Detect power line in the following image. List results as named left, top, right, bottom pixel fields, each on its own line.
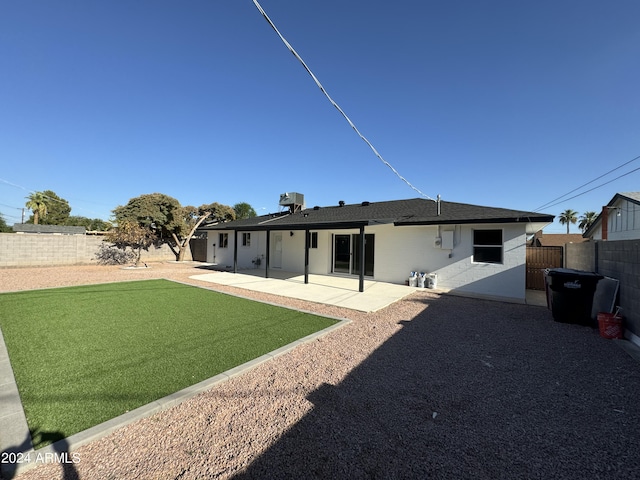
left=251, top=0, right=435, bottom=201
left=537, top=164, right=640, bottom=212
left=0, top=202, right=22, bottom=210
left=0, top=177, right=109, bottom=217
left=533, top=154, right=640, bottom=212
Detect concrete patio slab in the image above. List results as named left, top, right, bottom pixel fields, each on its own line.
left=189, top=270, right=420, bottom=312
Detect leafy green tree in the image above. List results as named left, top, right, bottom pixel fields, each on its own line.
left=25, top=192, right=48, bottom=225
left=65, top=216, right=111, bottom=231
left=233, top=202, right=257, bottom=219
left=0, top=213, right=12, bottom=233
left=39, top=190, right=71, bottom=225
left=558, top=209, right=578, bottom=234
left=113, top=193, right=235, bottom=262
left=579, top=211, right=597, bottom=233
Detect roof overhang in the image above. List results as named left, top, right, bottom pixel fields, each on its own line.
left=395, top=215, right=554, bottom=232
left=206, top=220, right=370, bottom=232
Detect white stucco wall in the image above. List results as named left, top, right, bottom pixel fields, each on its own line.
left=206, top=231, right=268, bottom=269
left=207, top=222, right=528, bottom=302
left=364, top=223, right=526, bottom=301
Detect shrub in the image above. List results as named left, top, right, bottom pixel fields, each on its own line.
left=94, top=243, right=136, bottom=265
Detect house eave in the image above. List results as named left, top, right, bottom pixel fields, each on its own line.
left=395, top=215, right=554, bottom=227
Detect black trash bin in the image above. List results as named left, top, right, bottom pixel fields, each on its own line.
left=547, top=268, right=603, bottom=325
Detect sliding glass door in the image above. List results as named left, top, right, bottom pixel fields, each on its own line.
left=332, top=234, right=374, bottom=276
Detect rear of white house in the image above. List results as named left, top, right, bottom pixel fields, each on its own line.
left=200, top=196, right=553, bottom=303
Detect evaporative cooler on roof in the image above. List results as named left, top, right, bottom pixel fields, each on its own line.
left=279, top=192, right=305, bottom=213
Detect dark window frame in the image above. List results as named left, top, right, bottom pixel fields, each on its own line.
left=309, top=231, right=318, bottom=249
left=473, top=229, right=503, bottom=264
left=219, top=233, right=228, bottom=248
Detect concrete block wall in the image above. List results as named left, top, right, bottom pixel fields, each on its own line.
left=565, top=242, right=596, bottom=271
left=0, top=233, right=189, bottom=267
left=566, top=239, right=640, bottom=339
left=597, top=240, right=640, bottom=338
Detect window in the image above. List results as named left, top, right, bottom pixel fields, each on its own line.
left=219, top=233, right=228, bottom=248
left=473, top=229, right=502, bottom=264
left=308, top=232, right=318, bottom=249
left=242, top=232, right=251, bottom=247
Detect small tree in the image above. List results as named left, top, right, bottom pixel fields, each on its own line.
left=233, top=202, right=257, bottom=219
left=558, top=209, right=578, bottom=234
left=0, top=213, right=12, bottom=233
left=66, top=216, right=111, bottom=231
left=104, top=220, right=157, bottom=266
left=113, top=193, right=236, bottom=262
left=39, top=190, right=71, bottom=225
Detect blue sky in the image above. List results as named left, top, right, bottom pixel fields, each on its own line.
left=1, top=1, right=639, bottom=233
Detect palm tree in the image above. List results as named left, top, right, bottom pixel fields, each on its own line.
left=579, top=211, right=597, bottom=233
left=25, top=192, right=48, bottom=225
left=558, top=209, right=578, bottom=234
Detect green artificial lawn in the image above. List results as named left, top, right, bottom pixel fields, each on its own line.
left=0, top=279, right=338, bottom=448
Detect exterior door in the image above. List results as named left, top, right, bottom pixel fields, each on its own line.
left=332, top=234, right=374, bottom=276
left=333, top=234, right=351, bottom=274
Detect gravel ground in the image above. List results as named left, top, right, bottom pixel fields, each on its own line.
left=2, top=262, right=640, bottom=480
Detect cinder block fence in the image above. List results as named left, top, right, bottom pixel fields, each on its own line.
left=566, top=239, right=640, bottom=341
left=0, top=233, right=190, bottom=267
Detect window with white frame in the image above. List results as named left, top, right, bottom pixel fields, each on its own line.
left=219, top=233, right=228, bottom=248
left=242, top=232, right=251, bottom=247
left=473, top=229, right=503, bottom=264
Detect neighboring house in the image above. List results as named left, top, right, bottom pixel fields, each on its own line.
left=12, top=224, right=86, bottom=235
left=583, top=192, right=640, bottom=241
left=200, top=194, right=554, bottom=303
left=529, top=232, right=588, bottom=247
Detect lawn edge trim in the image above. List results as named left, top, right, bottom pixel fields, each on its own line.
left=2, top=279, right=349, bottom=477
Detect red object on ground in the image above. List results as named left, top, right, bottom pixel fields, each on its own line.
left=598, top=312, right=623, bottom=339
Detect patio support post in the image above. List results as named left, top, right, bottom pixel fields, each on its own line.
left=359, top=226, right=365, bottom=292
left=265, top=229, right=270, bottom=278
left=304, top=228, right=310, bottom=284
left=233, top=230, right=238, bottom=273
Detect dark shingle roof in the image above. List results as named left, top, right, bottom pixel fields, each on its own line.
left=12, top=224, right=86, bottom=234
left=201, top=198, right=554, bottom=231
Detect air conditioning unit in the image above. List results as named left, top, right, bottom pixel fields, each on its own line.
left=279, top=192, right=304, bottom=207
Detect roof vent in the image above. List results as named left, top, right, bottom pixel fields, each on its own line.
left=338, top=200, right=345, bottom=207
left=313, top=206, right=320, bottom=210
left=361, top=201, right=370, bottom=206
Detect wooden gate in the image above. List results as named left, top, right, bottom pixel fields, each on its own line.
left=526, top=246, right=563, bottom=290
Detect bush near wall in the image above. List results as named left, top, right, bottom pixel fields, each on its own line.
left=0, top=233, right=192, bottom=267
